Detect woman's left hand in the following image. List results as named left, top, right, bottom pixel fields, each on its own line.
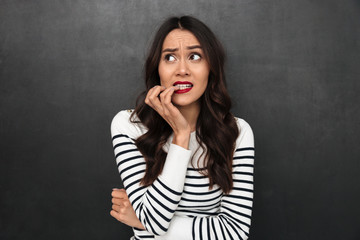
left=110, top=188, right=145, bottom=230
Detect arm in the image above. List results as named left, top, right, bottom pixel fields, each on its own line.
left=111, top=111, right=192, bottom=236
left=155, top=119, right=255, bottom=240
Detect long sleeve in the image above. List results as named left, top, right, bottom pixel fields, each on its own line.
left=191, top=119, right=255, bottom=240
left=111, top=110, right=192, bottom=237
left=157, top=119, right=255, bottom=240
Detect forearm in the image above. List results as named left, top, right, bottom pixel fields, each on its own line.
left=154, top=215, right=193, bottom=240
left=132, top=143, right=191, bottom=235
left=113, top=132, right=191, bottom=235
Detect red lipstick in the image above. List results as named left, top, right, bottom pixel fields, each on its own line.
left=173, top=81, right=193, bottom=94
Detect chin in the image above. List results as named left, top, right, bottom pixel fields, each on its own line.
left=172, top=100, right=191, bottom=107
left=172, top=97, right=199, bottom=108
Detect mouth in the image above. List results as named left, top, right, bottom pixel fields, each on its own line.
left=173, top=81, right=193, bottom=94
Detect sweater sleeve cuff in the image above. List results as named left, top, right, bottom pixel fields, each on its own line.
left=158, top=143, right=192, bottom=191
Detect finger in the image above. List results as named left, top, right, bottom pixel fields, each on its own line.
left=162, top=87, right=181, bottom=115
left=112, top=197, right=130, bottom=207
left=159, top=86, right=176, bottom=103
left=144, top=87, right=155, bottom=107
left=112, top=197, right=122, bottom=205
left=112, top=188, right=126, bottom=193
left=113, top=188, right=126, bottom=193
left=163, top=87, right=179, bottom=106
left=146, top=85, right=164, bottom=103
left=148, top=86, right=165, bottom=101
left=147, top=86, right=165, bottom=111
left=159, top=87, right=177, bottom=117
left=110, top=210, right=124, bottom=222
left=112, top=204, right=120, bottom=212
left=111, top=190, right=127, bottom=198
left=111, top=189, right=128, bottom=199
left=148, top=86, right=165, bottom=100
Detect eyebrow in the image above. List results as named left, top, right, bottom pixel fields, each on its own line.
left=162, top=45, right=202, bottom=53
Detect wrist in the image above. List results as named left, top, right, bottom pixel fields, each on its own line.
left=172, top=132, right=191, bottom=149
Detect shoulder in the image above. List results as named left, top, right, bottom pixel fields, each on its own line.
left=234, top=117, right=254, bottom=148
left=234, top=117, right=253, bottom=133
left=110, top=109, right=146, bottom=139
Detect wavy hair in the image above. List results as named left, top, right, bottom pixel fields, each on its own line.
left=131, top=16, right=239, bottom=194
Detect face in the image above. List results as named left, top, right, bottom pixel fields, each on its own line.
left=158, top=29, right=210, bottom=108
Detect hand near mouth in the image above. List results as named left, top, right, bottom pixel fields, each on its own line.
left=145, top=85, right=191, bottom=149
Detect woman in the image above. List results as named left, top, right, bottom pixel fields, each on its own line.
left=110, top=16, right=254, bottom=239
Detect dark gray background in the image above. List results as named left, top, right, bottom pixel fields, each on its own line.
left=1, top=0, right=359, bottom=239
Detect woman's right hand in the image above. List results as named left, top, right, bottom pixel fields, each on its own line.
left=144, top=85, right=191, bottom=149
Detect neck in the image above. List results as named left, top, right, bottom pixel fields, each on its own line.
left=176, top=101, right=200, bottom=132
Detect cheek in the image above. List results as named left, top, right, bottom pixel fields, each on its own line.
left=200, top=79, right=209, bottom=94
left=196, top=68, right=210, bottom=90
left=158, top=64, right=171, bottom=86
left=200, top=76, right=209, bottom=96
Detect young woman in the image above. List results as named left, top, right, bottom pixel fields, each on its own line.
left=110, top=16, right=254, bottom=240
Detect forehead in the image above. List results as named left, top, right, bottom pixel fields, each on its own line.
left=162, top=29, right=201, bottom=49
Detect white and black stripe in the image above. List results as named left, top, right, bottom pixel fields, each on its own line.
left=112, top=134, right=184, bottom=236
left=111, top=110, right=254, bottom=239
left=190, top=147, right=254, bottom=240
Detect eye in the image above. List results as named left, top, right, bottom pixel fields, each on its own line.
left=189, top=53, right=201, bottom=61
left=164, top=54, right=176, bottom=62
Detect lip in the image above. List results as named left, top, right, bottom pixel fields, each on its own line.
left=173, top=81, right=193, bottom=86
left=175, top=88, right=192, bottom=94
left=173, top=81, right=193, bottom=94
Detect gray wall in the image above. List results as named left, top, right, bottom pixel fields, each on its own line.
left=1, top=0, right=359, bottom=239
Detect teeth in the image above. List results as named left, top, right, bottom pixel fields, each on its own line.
left=174, top=84, right=193, bottom=90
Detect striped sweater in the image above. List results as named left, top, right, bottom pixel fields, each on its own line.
left=111, top=110, right=255, bottom=240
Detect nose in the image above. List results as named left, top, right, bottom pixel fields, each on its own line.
left=176, top=58, right=190, bottom=77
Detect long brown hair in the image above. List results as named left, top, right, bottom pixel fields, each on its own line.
left=131, top=16, right=239, bottom=194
